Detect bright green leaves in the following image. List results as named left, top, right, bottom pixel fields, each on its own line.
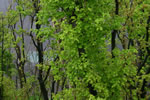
left=15, top=0, right=34, bottom=16
left=38, top=0, right=121, bottom=99
left=34, top=0, right=150, bottom=99
left=6, top=10, right=19, bottom=25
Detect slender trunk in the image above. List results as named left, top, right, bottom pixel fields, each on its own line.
left=37, top=52, right=49, bottom=100
left=36, top=21, right=49, bottom=100
left=13, top=0, right=27, bottom=88
left=51, top=77, right=55, bottom=100
left=111, top=30, right=117, bottom=57
left=29, top=0, right=49, bottom=99
left=61, top=77, right=66, bottom=91
left=13, top=33, right=26, bottom=88
left=56, top=81, right=59, bottom=94
left=140, top=79, right=147, bottom=98
left=111, top=0, right=119, bottom=57
left=0, top=16, right=4, bottom=100
left=17, top=62, right=26, bottom=88
left=16, top=76, right=18, bottom=89
left=139, top=16, right=150, bottom=98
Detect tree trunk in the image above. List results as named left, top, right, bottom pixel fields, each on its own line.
left=0, top=16, right=4, bottom=100
left=36, top=22, right=49, bottom=100
left=111, top=0, right=119, bottom=57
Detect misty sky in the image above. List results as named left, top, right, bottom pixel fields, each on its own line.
left=0, top=0, right=9, bottom=13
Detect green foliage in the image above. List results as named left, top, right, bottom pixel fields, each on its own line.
left=1, top=0, right=150, bottom=99
left=37, top=0, right=142, bottom=99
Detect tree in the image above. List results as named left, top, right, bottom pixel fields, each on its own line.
left=0, top=13, right=15, bottom=100
left=0, top=0, right=150, bottom=99
left=38, top=0, right=150, bottom=99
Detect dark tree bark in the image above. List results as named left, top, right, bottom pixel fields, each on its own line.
left=11, top=23, right=26, bottom=88
left=36, top=21, right=49, bottom=100
left=8, top=1, right=27, bottom=88
left=29, top=0, right=49, bottom=99
left=111, top=0, right=119, bottom=58
left=139, top=16, right=150, bottom=98
left=51, top=77, right=55, bottom=99
left=0, top=16, right=4, bottom=100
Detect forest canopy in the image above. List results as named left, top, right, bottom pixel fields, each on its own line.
left=0, top=0, right=150, bottom=100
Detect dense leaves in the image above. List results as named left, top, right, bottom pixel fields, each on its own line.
left=0, top=0, right=150, bottom=100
